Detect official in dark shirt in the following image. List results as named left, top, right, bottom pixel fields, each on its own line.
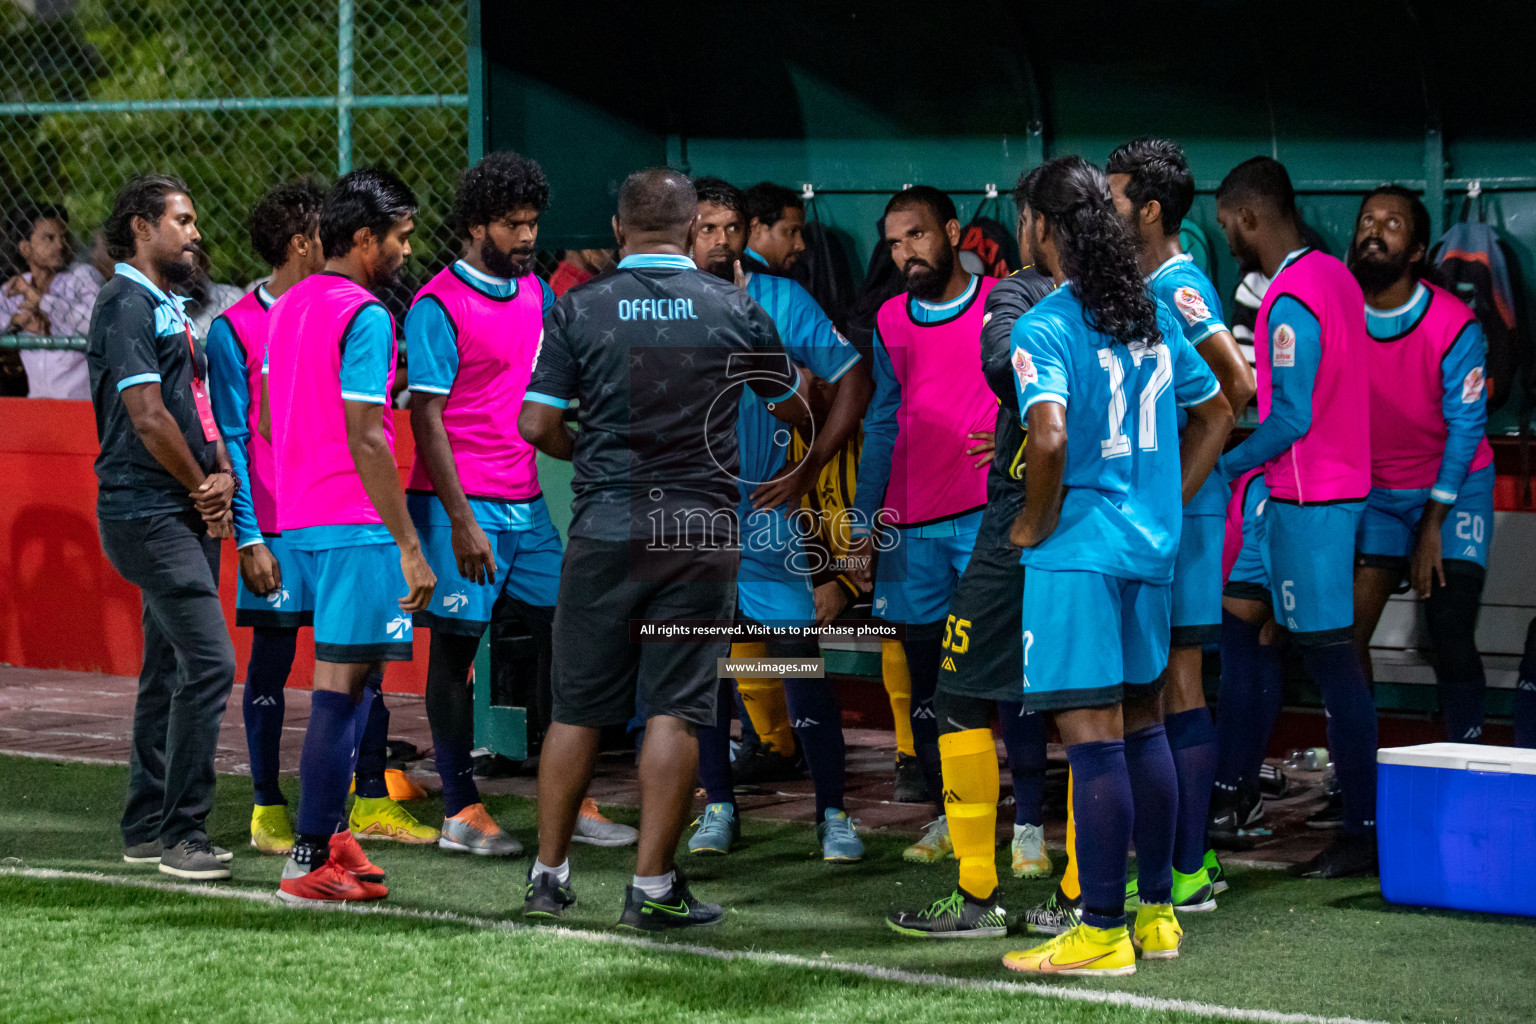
left=518, top=168, right=803, bottom=929
left=87, top=174, right=238, bottom=882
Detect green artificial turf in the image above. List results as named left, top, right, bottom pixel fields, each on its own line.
left=2, top=755, right=1532, bottom=1024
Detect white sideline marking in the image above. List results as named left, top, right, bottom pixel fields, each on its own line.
left=0, top=748, right=128, bottom=767
left=2, top=865, right=1402, bottom=1024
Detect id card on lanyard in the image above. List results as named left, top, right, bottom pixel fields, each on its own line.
left=185, top=323, right=222, bottom=444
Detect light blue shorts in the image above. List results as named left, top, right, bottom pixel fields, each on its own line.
left=234, top=532, right=313, bottom=629
left=873, top=510, right=983, bottom=629
left=1019, top=567, right=1171, bottom=712
left=1171, top=512, right=1224, bottom=646
left=410, top=499, right=563, bottom=638
left=1357, top=464, right=1494, bottom=576
left=290, top=543, right=414, bottom=663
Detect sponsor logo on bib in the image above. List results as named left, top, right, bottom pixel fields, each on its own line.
left=1272, top=323, right=1296, bottom=367
left=1461, top=365, right=1485, bottom=404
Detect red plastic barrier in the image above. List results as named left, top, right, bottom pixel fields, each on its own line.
left=0, top=397, right=428, bottom=694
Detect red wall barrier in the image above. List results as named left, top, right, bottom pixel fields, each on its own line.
left=0, top=397, right=428, bottom=694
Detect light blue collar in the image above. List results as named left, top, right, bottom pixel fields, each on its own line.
left=1276, top=247, right=1310, bottom=276
left=114, top=262, right=184, bottom=311
left=453, top=258, right=517, bottom=298
left=256, top=283, right=276, bottom=308
left=913, top=273, right=978, bottom=312
left=745, top=247, right=769, bottom=265
left=1146, top=252, right=1194, bottom=284
left=618, top=253, right=696, bottom=271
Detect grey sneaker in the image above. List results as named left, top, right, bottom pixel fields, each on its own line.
left=158, top=838, right=232, bottom=880
left=438, top=803, right=523, bottom=856
left=573, top=797, right=638, bottom=847
left=125, top=838, right=233, bottom=864
left=123, top=839, right=162, bottom=864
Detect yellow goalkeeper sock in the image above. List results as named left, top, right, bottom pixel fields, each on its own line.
left=732, top=642, right=795, bottom=757
left=939, top=728, right=1000, bottom=898
left=1061, top=769, right=1080, bottom=900
left=883, top=641, right=915, bottom=758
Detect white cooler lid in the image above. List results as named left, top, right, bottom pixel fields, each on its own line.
left=1377, top=742, right=1536, bottom=775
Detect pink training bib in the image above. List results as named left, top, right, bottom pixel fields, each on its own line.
left=1254, top=250, right=1371, bottom=504
left=874, top=276, right=997, bottom=526
left=267, top=273, right=397, bottom=531
left=218, top=290, right=278, bottom=532
left=405, top=266, right=546, bottom=503
left=1365, top=280, right=1494, bottom=490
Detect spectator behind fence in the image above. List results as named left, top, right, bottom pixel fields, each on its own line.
left=2, top=202, right=104, bottom=399
left=86, top=173, right=238, bottom=883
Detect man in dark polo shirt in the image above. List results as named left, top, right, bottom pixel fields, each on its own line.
left=87, top=173, right=238, bottom=882
left=518, top=167, right=805, bottom=931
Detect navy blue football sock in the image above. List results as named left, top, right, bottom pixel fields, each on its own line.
left=696, top=679, right=736, bottom=807
left=1301, top=640, right=1379, bottom=835
left=1516, top=618, right=1536, bottom=749
left=784, top=678, right=845, bottom=818
left=297, top=688, right=358, bottom=837
left=1165, top=706, right=1218, bottom=876
left=999, top=701, right=1047, bottom=827
left=243, top=627, right=296, bottom=806
left=1066, top=738, right=1133, bottom=930
left=353, top=671, right=390, bottom=800
left=1425, top=573, right=1487, bottom=742
left=425, top=633, right=481, bottom=816
left=1124, top=724, right=1177, bottom=905
left=902, top=633, right=945, bottom=813
left=1215, top=611, right=1283, bottom=791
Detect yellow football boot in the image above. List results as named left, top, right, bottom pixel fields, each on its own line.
left=349, top=795, right=441, bottom=844
left=1002, top=923, right=1137, bottom=977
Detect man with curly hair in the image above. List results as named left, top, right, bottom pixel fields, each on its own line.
left=1000, top=156, right=1231, bottom=974
left=403, top=150, right=570, bottom=856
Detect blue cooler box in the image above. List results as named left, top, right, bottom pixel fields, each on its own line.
left=1377, top=742, right=1536, bottom=918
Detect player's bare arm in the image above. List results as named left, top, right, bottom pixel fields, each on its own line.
left=345, top=398, right=435, bottom=612
left=1011, top=401, right=1065, bottom=548
left=410, top=391, right=496, bottom=585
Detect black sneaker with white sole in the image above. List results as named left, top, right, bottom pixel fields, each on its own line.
left=523, top=868, right=577, bottom=920
left=887, top=888, right=1007, bottom=939
left=158, top=838, right=231, bottom=880
left=616, top=873, right=723, bottom=932
left=1208, top=782, right=1269, bottom=849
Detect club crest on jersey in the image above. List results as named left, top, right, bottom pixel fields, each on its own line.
left=1011, top=347, right=1038, bottom=387
left=1174, top=285, right=1210, bottom=326
left=1272, top=324, right=1296, bottom=367
left=1462, top=366, right=1486, bottom=404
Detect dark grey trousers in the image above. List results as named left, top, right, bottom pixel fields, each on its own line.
left=99, top=509, right=236, bottom=847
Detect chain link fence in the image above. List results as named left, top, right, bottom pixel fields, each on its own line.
left=0, top=0, right=469, bottom=382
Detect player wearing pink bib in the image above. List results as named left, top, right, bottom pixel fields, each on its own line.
left=265, top=169, right=436, bottom=905
left=210, top=182, right=428, bottom=857
left=852, top=187, right=998, bottom=837
left=406, top=152, right=567, bottom=857
left=1213, top=158, right=1378, bottom=879
left=1348, top=186, right=1497, bottom=744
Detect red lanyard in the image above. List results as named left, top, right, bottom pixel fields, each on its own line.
left=184, top=321, right=221, bottom=443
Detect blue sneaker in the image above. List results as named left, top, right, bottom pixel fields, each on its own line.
left=816, top=808, right=864, bottom=863
left=687, top=802, right=739, bottom=855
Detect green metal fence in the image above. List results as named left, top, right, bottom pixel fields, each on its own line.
left=0, top=0, right=473, bottom=306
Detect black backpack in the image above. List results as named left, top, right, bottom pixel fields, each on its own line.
left=1430, top=197, right=1528, bottom=413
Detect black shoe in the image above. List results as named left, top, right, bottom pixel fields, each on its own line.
left=887, top=887, right=1008, bottom=939
left=1258, top=762, right=1293, bottom=798
left=892, top=752, right=928, bottom=804
left=1306, top=786, right=1344, bottom=830
left=523, top=867, right=577, bottom=920
left=731, top=744, right=803, bottom=786
left=1208, top=784, right=1270, bottom=850
left=1292, top=831, right=1378, bottom=878
left=616, top=872, right=723, bottom=932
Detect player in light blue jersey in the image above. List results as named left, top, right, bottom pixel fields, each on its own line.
left=687, top=178, right=873, bottom=862
left=1000, top=157, right=1232, bottom=977
left=1108, top=138, right=1256, bottom=910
